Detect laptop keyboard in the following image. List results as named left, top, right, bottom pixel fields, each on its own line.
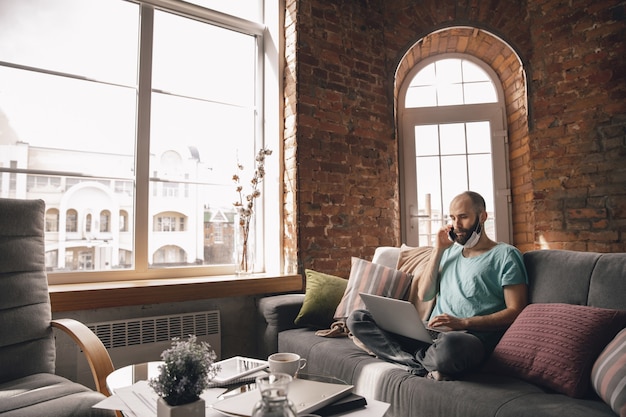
left=427, top=328, right=441, bottom=340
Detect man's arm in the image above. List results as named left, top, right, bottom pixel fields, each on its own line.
left=427, top=283, right=528, bottom=331
left=418, top=228, right=453, bottom=302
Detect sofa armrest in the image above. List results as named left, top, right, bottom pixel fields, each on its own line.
left=51, top=318, right=115, bottom=397
left=257, top=294, right=305, bottom=358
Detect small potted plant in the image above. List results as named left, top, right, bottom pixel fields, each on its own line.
left=149, top=335, right=220, bottom=417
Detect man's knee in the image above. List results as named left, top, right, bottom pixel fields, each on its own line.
left=428, top=332, right=485, bottom=375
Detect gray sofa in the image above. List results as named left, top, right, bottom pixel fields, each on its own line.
left=258, top=248, right=626, bottom=417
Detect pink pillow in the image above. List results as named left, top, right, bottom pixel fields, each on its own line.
left=485, top=303, right=626, bottom=398
left=333, top=257, right=412, bottom=321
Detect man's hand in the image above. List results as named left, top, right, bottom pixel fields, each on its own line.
left=428, top=313, right=467, bottom=330
left=435, top=226, right=455, bottom=250
left=428, top=284, right=528, bottom=331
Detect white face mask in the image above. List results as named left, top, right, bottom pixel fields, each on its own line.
left=454, top=216, right=482, bottom=249
left=462, top=221, right=482, bottom=249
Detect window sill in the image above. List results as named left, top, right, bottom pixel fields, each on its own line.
left=49, top=273, right=303, bottom=312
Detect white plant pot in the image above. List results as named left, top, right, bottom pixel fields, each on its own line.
left=157, top=397, right=205, bottom=417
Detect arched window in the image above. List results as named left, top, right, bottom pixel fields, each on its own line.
left=399, top=54, right=511, bottom=246
left=85, top=213, right=92, bottom=233
left=100, top=210, right=111, bottom=232
left=66, top=209, right=78, bottom=233
left=119, top=210, right=129, bottom=232
left=153, top=245, right=187, bottom=265
left=45, top=208, right=59, bottom=232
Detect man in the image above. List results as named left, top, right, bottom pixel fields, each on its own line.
left=347, top=191, right=528, bottom=380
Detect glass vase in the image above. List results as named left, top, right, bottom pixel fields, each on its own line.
left=235, top=215, right=254, bottom=275
left=251, top=373, right=297, bottom=417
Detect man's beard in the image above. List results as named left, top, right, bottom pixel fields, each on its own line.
left=456, top=216, right=481, bottom=246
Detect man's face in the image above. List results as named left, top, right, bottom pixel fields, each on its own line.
left=449, top=197, right=480, bottom=245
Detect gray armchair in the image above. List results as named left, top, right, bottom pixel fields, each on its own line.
left=0, top=198, right=116, bottom=417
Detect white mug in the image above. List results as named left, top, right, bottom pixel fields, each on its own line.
left=268, top=352, right=307, bottom=377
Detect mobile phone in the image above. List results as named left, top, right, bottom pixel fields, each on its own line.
left=448, top=228, right=457, bottom=241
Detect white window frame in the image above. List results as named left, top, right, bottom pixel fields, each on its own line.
left=129, top=0, right=283, bottom=283
left=0, top=0, right=283, bottom=284
left=398, top=53, right=512, bottom=246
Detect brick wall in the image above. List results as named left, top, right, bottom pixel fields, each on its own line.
left=284, top=0, right=626, bottom=277
left=528, top=0, right=626, bottom=252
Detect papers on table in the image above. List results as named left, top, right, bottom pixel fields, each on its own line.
left=94, top=380, right=226, bottom=417
left=94, top=375, right=390, bottom=417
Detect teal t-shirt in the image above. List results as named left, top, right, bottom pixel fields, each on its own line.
left=430, top=243, right=528, bottom=348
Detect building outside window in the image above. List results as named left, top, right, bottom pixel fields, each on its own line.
left=0, top=0, right=280, bottom=283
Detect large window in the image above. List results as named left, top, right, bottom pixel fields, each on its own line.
left=0, top=0, right=281, bottom=283
left=399, top=55, right=512, bottom=246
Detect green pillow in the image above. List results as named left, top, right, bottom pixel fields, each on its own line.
left=294, top=269, right=348, bottom=329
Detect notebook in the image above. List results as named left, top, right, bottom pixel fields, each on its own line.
left=359, top=292, right=445, bottom=344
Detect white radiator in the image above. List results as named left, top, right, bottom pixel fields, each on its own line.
left=76, top=310, right=221, bottom=387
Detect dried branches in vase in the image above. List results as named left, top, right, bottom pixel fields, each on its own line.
left=233, top=147, right=272, bottom=275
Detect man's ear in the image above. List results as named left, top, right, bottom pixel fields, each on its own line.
left=479, top=211, right=488, bottom=224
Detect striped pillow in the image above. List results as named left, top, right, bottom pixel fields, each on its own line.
left=592, top=328, right=626, bottom=417
left=333, top=257, right=412, bottom=320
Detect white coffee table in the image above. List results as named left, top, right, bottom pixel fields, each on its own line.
left=106, top=361, right=163, bottom=395
left=103, top=361, right=389, bottom=417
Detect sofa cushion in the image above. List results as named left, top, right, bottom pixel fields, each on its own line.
left=588, top=253, right=626, bottom=310
left=486, top=303, right=626, bottom=398
left=295, top=269, right=348, bottom=329
left=0, top=373, right=113, bottom=416
left=591, top=328, right=626, bottom=417
left=334, top=257, right=412, bottom=320
left=523, top=250, right=600, bottom=305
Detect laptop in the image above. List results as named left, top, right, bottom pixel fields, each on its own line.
left=359, top=292, right=445, bottom=344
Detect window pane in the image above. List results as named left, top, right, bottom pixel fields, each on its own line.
left=150, top=94, right=254, bottom=185
left=0, top=0, right=138, bottom=85
left=416, top=156, right=442, bottom=246
left=462, top=60, right=490, bottom=82
left=440, top=155, right=468, bottom=214
left=0, top=0, right=138, bottom=275
left=0, top=68, right=137, bottom=167
left=437, top=83, right=464, bottom=106
left=464, top=82, right=497, bottom=104
left=153, top=12, right=256, bottom=106
left=148, top=10, right=257, bottom=270
left=415, top=125, right=439, bottom=156
left=411, top=62, right=436, bottom=86
left=468, top=154, right=494, bottom=196
left=466, top=121, right=492, bottom=153
left=405, top=86, right=437, bottom=107
left=436, top=59, right=462, bottom=84
left=439, top=123, right=466, bottom=155
left=468, top=153, right=495, bottom=236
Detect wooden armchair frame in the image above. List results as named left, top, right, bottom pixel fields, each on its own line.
left=51, top=318, right=115, bottom=397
